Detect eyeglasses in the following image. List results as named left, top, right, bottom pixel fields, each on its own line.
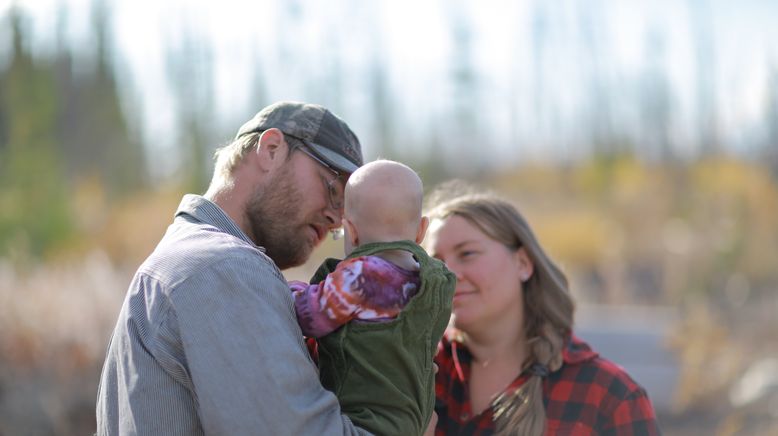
left=295, top=145, right=347, bottom=240
left=296, top=145, right=345, bottom=211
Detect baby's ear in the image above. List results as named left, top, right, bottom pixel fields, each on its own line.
left=343, top=218, right=359, bottom=247
left=415, top=216, right=430, bottom=244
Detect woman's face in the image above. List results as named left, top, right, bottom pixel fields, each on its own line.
left=427, top=214, right=532, bottom=334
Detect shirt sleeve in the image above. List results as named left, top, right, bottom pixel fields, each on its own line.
left=600, top=387, right=662, bottom=435
left=291, top=257, right=416, bottom=338
left=170, top=254, right=372, bottom=435
left=291, top=278, right=346, bottom=338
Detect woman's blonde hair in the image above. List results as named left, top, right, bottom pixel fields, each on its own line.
left=425, top=181, right=575, bottom=436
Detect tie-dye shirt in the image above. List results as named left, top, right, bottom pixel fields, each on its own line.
left=290, top=255, right=421, bottom=338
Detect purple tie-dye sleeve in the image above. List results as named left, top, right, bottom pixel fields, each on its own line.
left=290, top=256, right=420, bottom=338
left=291, top=280, right=343, bottom=338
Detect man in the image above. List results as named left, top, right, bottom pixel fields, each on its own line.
left=96, top=102, right=375, bottom=434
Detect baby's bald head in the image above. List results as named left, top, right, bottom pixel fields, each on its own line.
left=344, top=160, right=424, bottom=244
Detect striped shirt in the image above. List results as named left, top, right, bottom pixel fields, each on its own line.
left=96, top=194, right=370, bottom=435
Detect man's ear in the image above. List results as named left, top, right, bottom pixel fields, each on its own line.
left=415, top=216, right=430, bottom=244
left=255, top=128, right=288, bottom=170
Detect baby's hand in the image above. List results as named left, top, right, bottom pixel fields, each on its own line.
left=288, top=280, right=310, bottom=294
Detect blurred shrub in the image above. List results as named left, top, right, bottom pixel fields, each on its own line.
left=485, top=154, right=778, bottom=305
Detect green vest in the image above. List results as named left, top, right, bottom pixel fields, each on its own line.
left=309, top=240, right=455, bottom=436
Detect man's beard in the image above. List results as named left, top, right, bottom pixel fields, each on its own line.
left=245, top=168, right=316, bottom=269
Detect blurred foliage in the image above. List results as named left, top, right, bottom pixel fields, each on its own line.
left=0, top=7, right=146, bottom=262
left=164, top=26, right=216, bottom=194
left=0, top=11, right=72, bottom=262
left=487, top=154, right=778, bottom=306
left=1, top=3, right=778, bottom=435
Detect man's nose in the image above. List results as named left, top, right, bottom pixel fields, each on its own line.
left=323, top=206, right=342, bottom=229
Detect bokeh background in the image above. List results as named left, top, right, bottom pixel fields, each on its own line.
left=1, top=0, right=777, bottom=434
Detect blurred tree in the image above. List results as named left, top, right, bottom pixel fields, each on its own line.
left=320, top=21, right=344, bottom=116
left=278, top=0, right=303, bottom=77
left=529, top=0, right=568, bottom=155
left=0, top=1, right=146, bottom=261
left=415, top=127, right=454, bottom=189
left=369, top=40, right=396, bottom=159
left=248, top=52, right=269, bottom=123
left=446, top=0, right=481, bottom=172
left=0, top=8, right=72, bottom=260
left=579, top=0, right=618, bottom=158
left=55, top=0, right=147, bottom=196
left=165, top=18, right=215, bottom=193
left=530, top=0, right=549, bottom=143
left=639, top=25, right=675, bottom=162
left=764, top=62, right=778, bottom=179
left=688, top=0, right=721, bottom=156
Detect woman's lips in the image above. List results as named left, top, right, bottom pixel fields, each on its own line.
left=453, top=290, right=476, bottom=300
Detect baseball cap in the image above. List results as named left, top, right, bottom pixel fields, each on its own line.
left=235, top=101, right=363, bottom=173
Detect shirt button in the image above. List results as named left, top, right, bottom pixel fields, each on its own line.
left=460, top=412, right=470, bottom=420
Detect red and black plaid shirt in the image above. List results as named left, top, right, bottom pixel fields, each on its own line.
left=434, top=333, right=661, bottom=435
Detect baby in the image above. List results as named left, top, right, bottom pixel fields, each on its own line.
left=291, top=159, right=429, bottom=335
left=289, top=160, right=455, bottom=436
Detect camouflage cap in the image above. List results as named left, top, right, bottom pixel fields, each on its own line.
left=235, top=101, right=363, bottom=173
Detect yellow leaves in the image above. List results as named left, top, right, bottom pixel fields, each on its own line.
left=97, top=185, right=185, bottom=267
left=484, top=155, right=778, bottom=303
left=692, top=156, right=773, bottom=198
left=610, top=157, right=653, bottom=202
left=532, top=208, right=614, bottom=268
left=491, top=163, right=567, bottom=197
left=668, top=302, right=742, bottom=412
left=71, top=174, right=108, bottom=232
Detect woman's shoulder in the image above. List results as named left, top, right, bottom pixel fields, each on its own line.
left=554, top=336, right=660, bottom=433
left=556, top=335, right=650, bottom=402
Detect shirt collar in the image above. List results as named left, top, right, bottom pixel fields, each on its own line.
left=564, top=334, right=599, bottom=364
left=174, top=194, right=264, bottom=252
left=448, top=331, right=599, bottom=383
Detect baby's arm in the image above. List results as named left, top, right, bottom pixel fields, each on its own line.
left=292, top=257, right=416, bottom=337
left=290, top=280, right=345, bottom=337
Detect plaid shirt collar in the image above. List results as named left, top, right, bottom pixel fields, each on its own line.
left=435, top=331, right=660, bottom=436
left=448, top=333, right=598, bottom=388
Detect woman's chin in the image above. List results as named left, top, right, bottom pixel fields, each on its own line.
left=452, top=311, right=477, bottom=331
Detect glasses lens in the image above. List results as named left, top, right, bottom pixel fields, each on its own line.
left=328, top=179, right=344, bottom=210
left=296, top=144, right=344, bottom=211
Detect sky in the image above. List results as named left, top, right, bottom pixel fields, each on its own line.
left=2, top=0, right=778, bottom=174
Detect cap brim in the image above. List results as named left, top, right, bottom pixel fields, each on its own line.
left=306, top=142, right=360, bottom=174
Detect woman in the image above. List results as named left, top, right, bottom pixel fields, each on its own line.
left=425, top=183, right=660, bottom=435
